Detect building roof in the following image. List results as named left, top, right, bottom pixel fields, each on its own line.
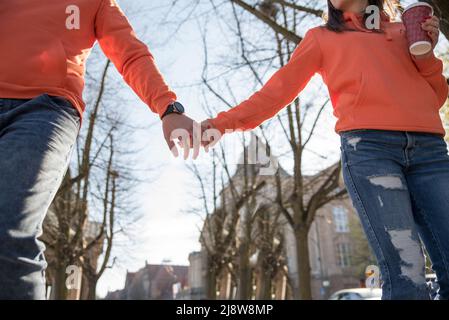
left=107, top=263, right=189, bottom=300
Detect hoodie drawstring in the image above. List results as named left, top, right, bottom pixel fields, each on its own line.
left=384, top=27, right=393, bottom=41
left=344, top=11, right=393, bottom=41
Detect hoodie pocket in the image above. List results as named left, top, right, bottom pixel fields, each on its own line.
left=0, top=28, right=67, bottom=87
left=353, top=73, right=368, bottom=109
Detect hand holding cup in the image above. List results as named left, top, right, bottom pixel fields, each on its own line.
left=402, top=2, right=438, bottom=57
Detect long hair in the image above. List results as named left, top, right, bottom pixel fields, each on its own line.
left=324, top=0, right=395, bottom=33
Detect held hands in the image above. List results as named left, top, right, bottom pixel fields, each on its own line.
left=200, top=119, right=221, bottom=152
left=162, top=114, right=222, bottom=160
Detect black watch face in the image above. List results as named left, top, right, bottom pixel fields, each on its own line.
left=173, top=102, right=185, bottom=113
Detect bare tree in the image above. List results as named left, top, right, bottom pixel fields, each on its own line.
left=253, top=204, right=285, bottom=300
left=42, top=58, right=144, bottom=299
left=189, top=146, right=266, bottom=299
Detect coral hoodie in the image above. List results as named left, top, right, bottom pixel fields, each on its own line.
left=0, top=0, right=177, bottom=126
left=209, top=11, right=449, bottom=137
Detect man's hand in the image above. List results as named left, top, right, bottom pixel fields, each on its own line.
left=162, top=114, right=201, bottom=160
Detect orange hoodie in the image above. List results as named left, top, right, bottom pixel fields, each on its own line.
left=209, top=11, right=449, bottom=137
left=0, top=0, right=177, bottom=126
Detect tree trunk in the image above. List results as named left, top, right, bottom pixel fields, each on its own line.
left=207, top=272, right=217, bottom=299
left=206, top=260, right=217, bottom=300
left=256, top=271, right=272, bottom=300
left=86, top=278, right=97, bottom=300
left=256, top=248, right=272, bottom=300
left=52, top=262, right=68, bottom=300
left=295, top=230, right=313, bottom=300
left=80, top=272, right=98, bottom=300
left=237, top=241, right=252, bottom=299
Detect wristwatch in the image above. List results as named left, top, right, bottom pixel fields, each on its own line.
left=161, top=101, right=185, bottom=119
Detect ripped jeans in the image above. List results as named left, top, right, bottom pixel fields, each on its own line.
left=340, top=129, right=449, bottom=300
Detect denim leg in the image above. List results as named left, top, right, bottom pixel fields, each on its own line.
left=404, top=133, right=449, bottom=300
left=340, top=130, right=429, bottom=300
left=0, top=94, right=80, bottom=299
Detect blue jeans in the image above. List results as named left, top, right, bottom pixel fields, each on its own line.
left=340, top=129, right=449, bottom=300
left=0, top=94, right=80, bottom=299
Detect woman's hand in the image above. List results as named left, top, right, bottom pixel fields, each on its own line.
left=200, top=120, right=222, bottom=152
left=422, top=15, right=440, bottom=49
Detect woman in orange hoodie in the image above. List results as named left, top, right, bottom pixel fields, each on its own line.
left=203, top=0, right=449, bottom=300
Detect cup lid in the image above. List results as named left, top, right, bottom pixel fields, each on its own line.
left=403, top=2, right=434, bottom=16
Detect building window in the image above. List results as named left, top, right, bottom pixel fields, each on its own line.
left=336, top=243, right=352, bottom=268
left=333, top=206, right=349, bottom=233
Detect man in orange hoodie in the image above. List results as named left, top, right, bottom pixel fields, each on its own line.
left=0, top=0, right=197, bottom=299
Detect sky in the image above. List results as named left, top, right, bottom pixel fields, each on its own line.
left=88, top=0, right=449, bottom=297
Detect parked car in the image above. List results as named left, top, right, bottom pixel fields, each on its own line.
left=329, top=288, right=382, bottom=300
left=426, top=273, right=439, bottom=299
left=329, top=274, right=438, bottom=300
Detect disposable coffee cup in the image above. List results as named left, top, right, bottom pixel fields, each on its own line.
left=402, top=2, right=434, bottom=56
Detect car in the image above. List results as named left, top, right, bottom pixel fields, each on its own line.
left=329, top=288, right=382, bottom=300
left=329, top=274, right=438, bottom=300
left=426, top=273, right=439, bottom=299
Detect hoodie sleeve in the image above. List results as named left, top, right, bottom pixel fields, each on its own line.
left=95, top=0, right=177, bottom=118
left=412, top=53, right=448, bottom=107
left=209, top=28, right=322, bottom=134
